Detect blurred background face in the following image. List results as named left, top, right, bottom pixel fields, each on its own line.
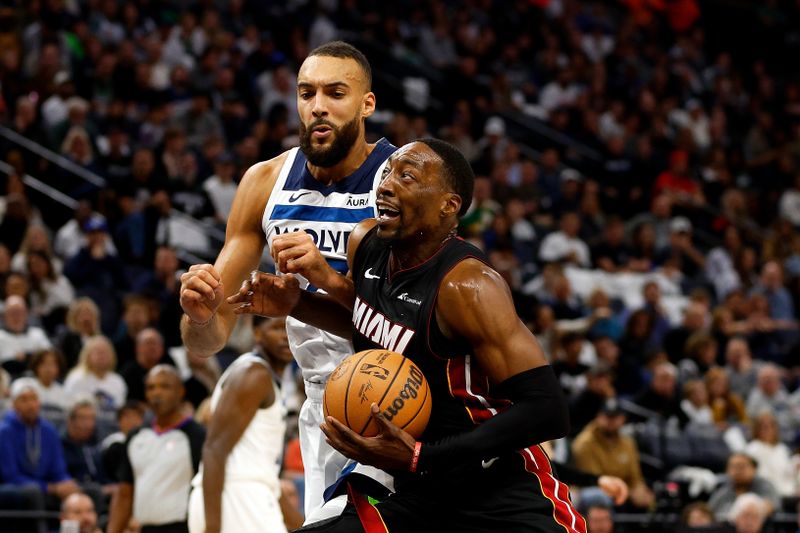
left=136, top=330, right=164, bottom=369
left=87, top=340, right=113, bottom=373
left=118, top=407, right=144, bottom=435
left=4, top=297, right=28, bottom=332
left=61, top=493, right=98, bottom=533
left=734, top=503, right=765, bottom=533
left=67, top=405, right=96, bottom=442
left=586, top=507, right=613, bottom=533
left=35, top=353, right=60, bottom=385
left=255, top=318, right=293, bottom=367
left=596, top=412, right=625, bottom=436
left=14, top=389, right=40, bottom=424
left=727, top=454, right=756, bottom=486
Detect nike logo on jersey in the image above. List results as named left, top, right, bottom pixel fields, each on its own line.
left=288, top=191, right=312, bottom=202
left=481, top=457, right=499, bottom=469
left=364, top=268, right=380, bottom=280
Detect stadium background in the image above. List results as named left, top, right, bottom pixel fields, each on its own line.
left=0, top=0, right=800, bottom=531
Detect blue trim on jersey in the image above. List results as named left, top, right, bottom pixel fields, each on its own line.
left=323, top=462, right=357, bottom=502
left=270, top=204, right=374, bottom=223
left=283, top=138, right=397, bottom=195
left=327, top=258, right=348, bottom=274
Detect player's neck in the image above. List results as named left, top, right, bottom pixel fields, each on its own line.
left=307, top=140, right=372, bottom=186
left=389, top=226, right=457, bottom=273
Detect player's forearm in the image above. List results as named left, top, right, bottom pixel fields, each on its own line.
left=290, top=292, right=353, bottom=339
left=202, top=448, right=226, bottom=533
left=318, top=270, right=356, bottom=310
left=181, top=313, right=231, bottom=357
left=107, top=483, right=133, bottom=533
left=417, top=366, right=568, bottom=472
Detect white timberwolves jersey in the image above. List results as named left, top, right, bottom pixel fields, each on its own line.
left=262, top=139, right=396, bottom=384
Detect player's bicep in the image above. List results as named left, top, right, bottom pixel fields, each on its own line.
left=204, top=367, right=272, bottom=456
left=437, top=260, right=548, bottom=384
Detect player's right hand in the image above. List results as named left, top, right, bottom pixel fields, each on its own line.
left=180, top=264, right=225, bottom=324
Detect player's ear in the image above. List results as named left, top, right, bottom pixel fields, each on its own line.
left=362, top=91, right=376, bottom=119
left=440, top=193, right=461, bottom=218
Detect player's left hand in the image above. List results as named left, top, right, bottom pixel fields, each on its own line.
left=227, top=270, right=301, bottom=317
left=321, top=403, right=417, bottom=471
left=271, top=231, right=339, bottom=289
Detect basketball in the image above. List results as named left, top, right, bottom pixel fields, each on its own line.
left=323, top=349, right=432, bottom=439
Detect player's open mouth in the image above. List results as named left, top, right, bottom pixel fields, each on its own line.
left=312, top=126, right=332, bottom=139
left=377, top=204, right=400, bottom=222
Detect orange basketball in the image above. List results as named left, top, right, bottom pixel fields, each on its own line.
left=323, top=349, right=432, bottom=439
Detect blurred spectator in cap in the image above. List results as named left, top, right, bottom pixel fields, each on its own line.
left=174, top=89, right=224, bottom=150
left=203, top=151, right=238, bottom=224
left=64, top=215, right=128, bottom=335
left=569, top=361, right=616, bottom=437
left=42, top=70, right=75, bottom=129
left=54, top=202, right=115, bottom=262
left=0, top=295, right=52, bottom=377
left=656, top=217, right=707, bottom=290
left=572, top=398, right=655, bottom=509
left=0, top=377, right=80, bottom=526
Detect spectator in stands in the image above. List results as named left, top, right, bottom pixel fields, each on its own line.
left=202, top=151, right=238, bottom=225
left=616, top=309, right=656, bottom=395
left=745, top=364, right=795, bottom=442
left=64, top=335, right=127, bottom=410
left=680, top=379, right=714, bottom=425
left=627, top=194, right=674, bottom=253
left=107, top=366, right=205, bottom=533
left=26, top=250, right=74, bottom=333
left=133, top=246, right=184, bottom=348
left=779, top=174, right=800, bottom=228
left=119, top=328, right=174, bottom=402
left=54, top=202, right=105, bottom=262
left=63, top=215, right=128, bottom=335
left=656, top=217, right=708, bottom=291
left=112, top=295, right=154, bottom=368
left=706, top=225, right=744, bottom=301
left=538, top=211, right=591, bottom=267
left=553, top=332, right=590, bottom=398
left=705, top=367, right=748, bottom=428
left=570, top=362, right=616, bottom=437
left=0, top=378, right=80, bottom=516
left=728, top=493, right=769, bottom=533
left=678, top=333, right=718, bottom=383
left=591, top=216, right=633, bottom=272
left=10, top=224, right=62, bottom=275
left=725, top=337, right=762, bottom=400
left=680, top=501, right=716, bottom=530
left=572, top=398, right=655, bottom=509
left=0, top=295, right=52, bottom=376
left=100, top=401, right=146, bottom=485
left=29, top=349, right=70, bottom=411
left=57, top=298, right=101, bottom=370
left=636, top=281, right=672, bottom=348
left=60, top=492, right=102, bottom=533
left=664, top=301, right=709, bottom=363
left=744, top=411, right=797, bottom=500
left=60, top=398, right=111, bottom=500
left=750, top=261, right=796, bottom=325
left=632, top=362, right=688, bottom=426
left=653, top=150, right=706, bottom=210
left=583, top=503, right=615, bottom=533
left=708, top=453, right=780, bottom=519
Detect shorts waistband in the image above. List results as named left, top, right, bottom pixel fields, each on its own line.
left=304, top=380, right=326, bottom=401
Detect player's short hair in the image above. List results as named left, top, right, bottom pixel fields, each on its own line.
left=308, top=41, right=372, bottom=90
left=417, top=138, right=475, bottom=216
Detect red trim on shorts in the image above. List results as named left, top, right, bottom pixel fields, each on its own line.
left=347, top=482, right=388, bottom=533
left=519, top=445, right=587, bottom=533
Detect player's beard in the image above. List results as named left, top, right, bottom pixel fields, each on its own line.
left=299, top=115, right=361, bottom=168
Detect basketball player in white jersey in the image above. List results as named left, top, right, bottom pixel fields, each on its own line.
left=179, top=41, right=396, bottom=523
left=187, top=316, right=302, bottom=533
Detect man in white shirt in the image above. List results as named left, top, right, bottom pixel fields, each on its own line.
left=202, top=152, right=238, bottom=224
left=0, top=296, right=52, bottom=376
left=539, top=212, right=591, bottom=267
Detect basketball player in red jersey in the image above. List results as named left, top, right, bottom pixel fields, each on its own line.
left=229, top=139, right=587, bottom=532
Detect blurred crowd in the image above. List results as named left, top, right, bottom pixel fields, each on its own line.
left=0, top=0, right=799, bottom=532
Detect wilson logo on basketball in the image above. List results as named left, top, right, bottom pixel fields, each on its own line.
left=383, top=365, right=424, bottom=421
left=359, top=363, right=390, bottom=380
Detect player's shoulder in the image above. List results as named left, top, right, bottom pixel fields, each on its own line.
left=439, top=257, right=508, bottom=303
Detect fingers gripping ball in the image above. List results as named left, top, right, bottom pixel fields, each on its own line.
left=324, top=350, right=432, bottom=439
